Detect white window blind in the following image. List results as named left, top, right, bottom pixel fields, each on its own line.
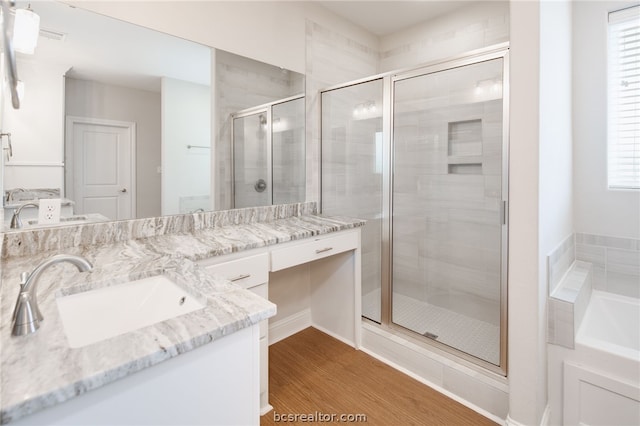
left=608, top=6, right=640, bottom=190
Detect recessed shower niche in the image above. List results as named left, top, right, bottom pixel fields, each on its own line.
left=447, top=119, right=483, bottom=175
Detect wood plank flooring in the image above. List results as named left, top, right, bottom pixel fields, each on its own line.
left=261, top=327, right=497, bottom=426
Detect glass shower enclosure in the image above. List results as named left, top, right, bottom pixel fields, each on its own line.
left=232, top=95, right=305, bottom=208
left=321, top=47, right=508, bottom=373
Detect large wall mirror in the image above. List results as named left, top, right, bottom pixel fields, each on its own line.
left=1, top=0, right=305, bottom=230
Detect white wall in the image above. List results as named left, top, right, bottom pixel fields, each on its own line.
left=161, top=77, right=211, bottom=215
left=3, top=57, right=69, bottom=191
left=573, top=0, right=640, bottom=239
left=507, top=1, right=545, bottom=425
left=65, top=78, right=162, bottom=218
left=539, top=2, right=575, bottom=425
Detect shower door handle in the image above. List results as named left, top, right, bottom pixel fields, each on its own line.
left=501, top=200, right=507, bottom=225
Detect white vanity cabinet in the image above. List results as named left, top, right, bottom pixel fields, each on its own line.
left=198, top=252, right=272, bottom=414
left=10, top=325, right=261, bottom=426
left=198, top=228, right=362, bottom=417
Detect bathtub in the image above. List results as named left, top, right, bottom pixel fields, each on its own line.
left=563, top=291, right=640, bottom=426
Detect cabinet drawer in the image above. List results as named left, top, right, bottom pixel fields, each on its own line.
left=200, top=253, right=269, bottom=289
left=270, top=231, right=358, bottom=272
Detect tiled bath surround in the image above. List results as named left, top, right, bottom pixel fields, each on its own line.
left=547, top=234, right=575, bottom=295
left=546, top=234, right=592, bottom=349
left=546, top=232, right=640, bottom=349
left=576, top=233, right=640, bottom=299
left=547, top=261, right=592, bottom=349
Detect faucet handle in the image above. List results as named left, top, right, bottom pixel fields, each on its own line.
left=15, top=271, right=43, bottom=323
left=11, top=292, right=40, bottom=336
left=19, top=271, right=29, bottom=287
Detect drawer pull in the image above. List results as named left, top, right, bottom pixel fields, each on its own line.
left=230, top=273, right=251, bottom=282
left=315, top=247, right=333, bottom=254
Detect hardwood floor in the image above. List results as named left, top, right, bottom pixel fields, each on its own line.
left=261, top=327, right=497, bottom=426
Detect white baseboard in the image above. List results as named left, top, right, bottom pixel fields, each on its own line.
left=505, top=405, right=550, bottom=426
left=268, top=309, right=311, bottom=345
left=311, top=323, right=356, bottom=348
left=260, top=403, right=274, bottom=416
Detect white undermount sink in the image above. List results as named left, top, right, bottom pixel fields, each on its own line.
left=56, top=275, right=205, bottom=348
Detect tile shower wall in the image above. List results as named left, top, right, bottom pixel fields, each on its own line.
left=393, top=98, right=503, bottom=325
left=379, top=1, right=510, bottom=72
left=321, top=80, right=384, bottom=308
left=576, top=233, right=640, bottom=298
left=214, top=50, right=304, bottom=210
left=305, top=20, right=379, bottom=205
left=272, top=98, right=306, bottom=205
left=232, top=113, right=270, bottom=209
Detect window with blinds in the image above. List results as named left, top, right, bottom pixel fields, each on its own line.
left=608, top=6, right=640, bottom=190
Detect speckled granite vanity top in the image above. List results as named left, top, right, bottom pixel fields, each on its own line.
left=0, top=202, right=365, bottom=424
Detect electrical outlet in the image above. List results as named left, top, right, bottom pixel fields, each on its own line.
left=38, top=198, right=61, bottom=224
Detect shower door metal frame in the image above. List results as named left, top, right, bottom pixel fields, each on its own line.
left=387, top=48, right=510, bottom=376
left=231, top=94, right=304, bottom=209
left=319, top=43, right=510, bottom=376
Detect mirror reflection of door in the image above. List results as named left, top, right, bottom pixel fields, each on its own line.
left=233, top=111, right=270, bottom=208
left=66, top=117, right=135, bottom=220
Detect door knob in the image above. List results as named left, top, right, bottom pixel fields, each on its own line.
left=119, top=188, right=127, bottom=193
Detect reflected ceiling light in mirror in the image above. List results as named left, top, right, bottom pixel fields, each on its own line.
left=352, top=100, right=379, bottom=120
left=13, top=4, right=40, bottom=54
left=272, top=117, right=289, bottom=133
left=474, top=82, right=484, bottom=96
left=474, top=78, right=502, bottom=100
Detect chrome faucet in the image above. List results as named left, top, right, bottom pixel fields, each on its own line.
left=11, top=254, right=93, bottom=336
left=9, top=202, right=39, bottom=229
left=5, top=187, right=25, bottom=202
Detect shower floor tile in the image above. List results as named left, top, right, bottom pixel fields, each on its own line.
left=362, top=289, right=500, bottom=365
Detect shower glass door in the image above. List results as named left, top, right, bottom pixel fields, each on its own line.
left=233, top=111, right=270, bottom=208
left=272, top=97, right=305, bottom=205
left=392, top=58, right=505, bottom=366
left=321, top=79, right=384, bottom=322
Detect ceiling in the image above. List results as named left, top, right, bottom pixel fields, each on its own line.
left=16, top=1, right=477, bottom=92
left=16, top=0, right=211, bottom=92
left=316, top=1, right=473, bottom=36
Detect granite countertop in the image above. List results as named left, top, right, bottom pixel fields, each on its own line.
left=0, top=213, right=365, bottom=424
